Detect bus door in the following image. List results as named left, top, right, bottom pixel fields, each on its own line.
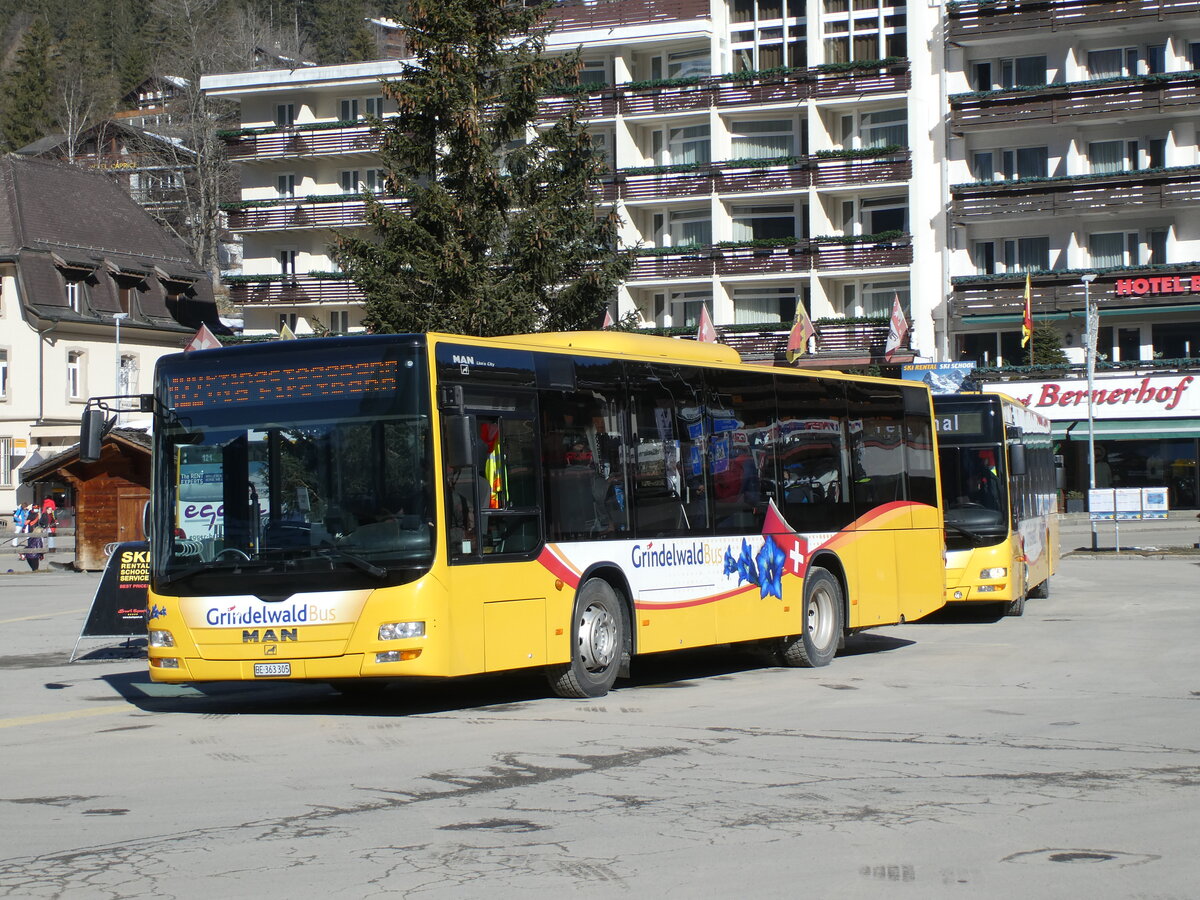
left=441, top=387, right=545, bottom=673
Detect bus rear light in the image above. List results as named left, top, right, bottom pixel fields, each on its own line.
left=376, top=649, right=422, bottom=663
left=379, top=621, right=425, bottom=640
left=150, top=657, right=180, bottom=668
left=149, top=630, right=174, bottom=647
left=979, top=567, right=1007, bottom=579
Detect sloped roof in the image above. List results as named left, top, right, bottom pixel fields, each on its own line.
left=0, top=154, right=223, bottom=332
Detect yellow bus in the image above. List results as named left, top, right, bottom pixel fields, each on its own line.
left=934, top=392, right=1058, bottom=617
left=138, top=331, right=945, bottom=697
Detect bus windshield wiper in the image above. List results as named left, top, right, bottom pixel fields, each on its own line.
left=160, top=557, right=284, bottom=585
left=944, top=521, right=986, bottom=543
left=316, top=547, right=387, bottom=579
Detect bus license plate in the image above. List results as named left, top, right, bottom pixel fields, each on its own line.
left=253, top=663, right=291, bottom=677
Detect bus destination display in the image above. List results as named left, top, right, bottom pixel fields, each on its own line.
left=166, top=359, right=401, bottom=409
left=934, top=410, right=986, bottom=436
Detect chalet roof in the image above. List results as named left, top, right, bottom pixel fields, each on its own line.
left=16, top=121, right=198, bottom=160
left=0, top=154, right=224, bottom=332
left=20, top=429, right=152, bottom=485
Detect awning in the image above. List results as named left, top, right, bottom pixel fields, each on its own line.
left=1055, top=418, right=1200, bottom=440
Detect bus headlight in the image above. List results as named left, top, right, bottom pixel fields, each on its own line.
left=379, top=621, right=425, bottom=640
left=149, top=630, right=175, bottom=647
left=980, top=567, right=1007, bottom=579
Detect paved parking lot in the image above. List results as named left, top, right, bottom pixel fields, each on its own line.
left=1, top=546, right=1197, bottom=898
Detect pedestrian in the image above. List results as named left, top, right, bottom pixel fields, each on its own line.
left=13, top=503, right=28, bottom=534
left=25, top=504, right=40, bottom=533
left=41, top=496, right=56, bottom=528
left=21, top=525, right=44, bottom=572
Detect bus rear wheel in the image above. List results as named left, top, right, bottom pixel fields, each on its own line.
left=776, top=567, right=842, bottom=668
left=547, top=578, right=624, bottom=699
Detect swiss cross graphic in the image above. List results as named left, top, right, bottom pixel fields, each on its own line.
left=787, top=538, right=807, bottom=576
left=184, top=324, right=222, bottom=352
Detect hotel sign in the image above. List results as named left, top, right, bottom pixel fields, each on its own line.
left=982, top=373, right=1198, bottom=420
left=1114, top=275, right=1199, bottom=296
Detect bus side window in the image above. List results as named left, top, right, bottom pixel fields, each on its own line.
left=775, top=376, right=853, bottom=532
left=708, top=368, right=777, bottom=536
left=902, top=386, right=938, bottom=508
left=478, top=416, right=540, bottom=555
left=847, top=383, right=906, bottom=514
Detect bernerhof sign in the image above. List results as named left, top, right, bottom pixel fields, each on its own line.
left=982, top=373, right=1197, bottom=420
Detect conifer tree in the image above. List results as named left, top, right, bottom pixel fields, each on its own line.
left=334, top=0, right=631, bottom=336
left=1029, top=322, right=1069, bottom=366
left=1, top=18, right=57, bottom=151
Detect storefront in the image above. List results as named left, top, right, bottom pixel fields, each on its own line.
left=979, top=368, right=1200, bottom=510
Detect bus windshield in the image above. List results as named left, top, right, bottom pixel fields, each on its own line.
left=939, top=444, right=1008, bottom=542
left=154, top=339, right=433, bottom=593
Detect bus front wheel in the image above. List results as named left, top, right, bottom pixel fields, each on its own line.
left=547, top=578, right=624, bottom=699
left=776, top=567, right=842, bottom=668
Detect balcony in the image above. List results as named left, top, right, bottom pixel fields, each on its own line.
left=626, top=235, right=912, bottom=282
left=949, top=264, right=1200, bottom=320
left=540, top=0, right=711, bottom=31
left=950, top=165, right=1200, bottom=222
left=947, top=0, right=1200, bottom=41
left=224, top=195, right=407, bottom=231
left=222, top=123, right=382, bottom=161
left=710, top=321, right=913, bottom=366
left=950, top=73, right=1200, bottom=132
left=227, top=274, right=365, bottom=306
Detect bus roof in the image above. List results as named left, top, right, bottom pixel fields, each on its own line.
left=490, top=330, right=743, bottom=365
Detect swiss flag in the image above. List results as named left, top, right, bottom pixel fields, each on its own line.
left=696, top=304, right=717, bottom=343
left=762, top=498, right=808, bottom=576
left=184, top=323, right=222, bottom=352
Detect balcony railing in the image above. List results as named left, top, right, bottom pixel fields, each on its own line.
left=950, top=166, right=1200, bottom=221
left=227, top=275, right=365, bottom=306
left=224, top=196, right=407, bottom=231
left=716, top=322, right=912, bottom=365
left=949, top=264, right=1200, bottom=320
left=947, top=0, right=1200, bottom=41
left=222, top=123, right=383, bottom=161
left=626, top=236, right=912, bottom=281
left=950, top=73, right=1200, bottom=131
left=540, top=0, right=711, bottom=31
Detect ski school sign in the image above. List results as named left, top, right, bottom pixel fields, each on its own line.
left=983, top=373, right=1199, bottom=420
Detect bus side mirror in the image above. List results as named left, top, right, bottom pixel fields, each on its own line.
left=1009, top=444, right=1027, bottom=476
left=444, top=415, right=474, bottom=469
left=79, top=409, right=108, bottom=463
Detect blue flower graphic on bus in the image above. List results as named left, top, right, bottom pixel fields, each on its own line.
left=736, top=538, right=759, bottom=587
left=755, top=537, right=785, bottom=599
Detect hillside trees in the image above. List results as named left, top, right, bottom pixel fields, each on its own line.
left=334, top=0, right=631, bottom=335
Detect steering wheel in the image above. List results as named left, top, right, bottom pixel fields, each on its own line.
left=215, top=547, right=252, bottom=561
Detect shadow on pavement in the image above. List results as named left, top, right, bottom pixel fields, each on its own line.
left=912, top=605, right=1006, bottom=626
left=97, top=634, right=914, bottom=717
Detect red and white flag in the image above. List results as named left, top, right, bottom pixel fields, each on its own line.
left=601, top=308, right=614, bottom=329
left=184, top=323, right=222, bottom=352
left=696, top=304, right=717, bottom=343
left=883, top=292, right=908, bottom=362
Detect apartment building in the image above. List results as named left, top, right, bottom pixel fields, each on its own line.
left=201, top=0, right=945, bottom=364
left=945, top=0, right=1200, bottom=508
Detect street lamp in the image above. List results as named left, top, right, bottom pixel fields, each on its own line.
left=1081, top=273, right=1098, bottom=550
left=113, top=312, right=128, bottom=425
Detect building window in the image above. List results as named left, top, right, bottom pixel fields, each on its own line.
left=971, top=151, right=994, bottom=182
left=1145, top=44, right=1166, bottom=74
left=0, top=437, right=11, bottom=488
left=667, top=48, right=711, bottom=79
left=958, top=331, right=1022, bottom=367
left=668, top=209, right=712, bottom=247
left=669, top=290, right=711, bottom=327
left=1148, top=227, right=1169, bottom=264
left=1088, top=140, right=1126, bottom=174
left=973, top=241, right=996, bottom=275
left=0, top=349, right=7, bottom=397
left=1088, top=232, right=1127, bottom=268
left=363, top=169, right=387, bottom=193
left=279, top=313, right=298, bottom=332
left=65, top=280, right=81, bottom=313
left=1003, top=236, right=1049, bottom=272
left=67, top=351, right=83, bottom=400
left=274, top=103, right=296, bottom=127
left=578, top=59, right=608, bottom=86
left=365, top=96, right=387, bottom=118
left=731, top=204, right=796, bottom=241
left=340, top=170, right=361, bottom=194
left=730, top=119, right=798, bottom=160
left=732, top=285, right=797, bottom=324
left=276, top=173, right=296, bottom=198
left=998, top=55, right=1046, bottom=89
left=1147, top=137, right=1167, bottom=169
left=339, top=98, right=360, bottom=121
left=859, top=195, right=907, bottom=233
left=118, top=353, right=138, bottom=395
left=667, top=124, right=710, bottom=165
left=279, top=249, right=298, bottom=278
left=1087, top=47, right=1136, bottom=79
left=329, top=310, right=350, bottom=333
left=1001, top=146, right=1048, bottom=179
left=730, top=0, right=807, bottom=72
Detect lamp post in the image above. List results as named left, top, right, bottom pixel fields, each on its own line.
left=113, top=312, right=128, bottom=425
left=1081, top=273, right=1098, bottom=550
